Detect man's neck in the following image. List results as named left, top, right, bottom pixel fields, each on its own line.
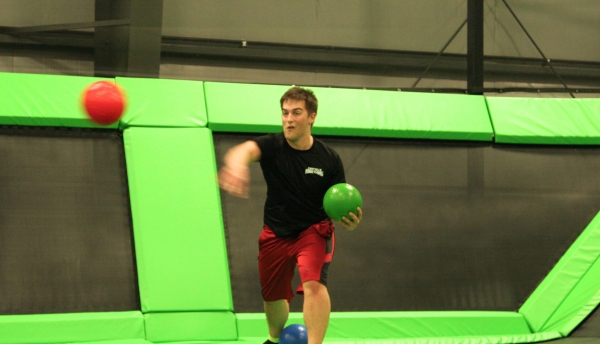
left=287, top=134, right=313, bottom=151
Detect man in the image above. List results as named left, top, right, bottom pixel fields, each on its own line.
left=218, top=87, right=362, bottom=344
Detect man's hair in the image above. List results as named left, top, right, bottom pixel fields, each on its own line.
left=280, top=87, right=318, bottom=114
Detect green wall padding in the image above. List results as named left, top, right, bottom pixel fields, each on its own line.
left=0, top=72, right=117, bottom=128
left=66, top=340, right=152, bottom=344
left=486, top=97, right=600, bottom=144
left=124, top=127, right=232, bottom=312
left=541, top=256, right=600, bottom=335
left=205, top=82, right=493, bottom=141
left=205, top=82, right=288, bottom=133
left=237, top=312, right=532, bottom=340
left=321, top=332, right=562, bottom=344
left=0, top=311, right=144, bottom=344
left=116, top=77, right=207, bottom=128
left=519, top=211, right=600, bottom=332
left=144, top=312, right=237, bottom=342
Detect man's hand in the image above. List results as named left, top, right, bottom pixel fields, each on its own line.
left=218, top=164, right=250, bottom=198
left=339, top=207, right=362, bottom=231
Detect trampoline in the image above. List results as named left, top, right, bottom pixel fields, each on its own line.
left=0, top=73, right=598, bottom=344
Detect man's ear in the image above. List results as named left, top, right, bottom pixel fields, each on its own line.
left=309, top=112, right=317, bottom=124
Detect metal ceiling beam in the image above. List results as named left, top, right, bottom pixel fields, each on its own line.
left=0, top=29, right=599, bottom=91
left=0, top=19, right=129, bottom=35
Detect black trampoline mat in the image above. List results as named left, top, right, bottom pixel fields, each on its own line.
left=216, top=133, right=600, bottom=312
left=0, top=127, right=139, bottom=314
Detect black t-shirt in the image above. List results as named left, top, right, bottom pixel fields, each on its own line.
left=252, top=133, right=345, bottom=238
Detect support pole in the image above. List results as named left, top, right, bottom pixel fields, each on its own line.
left=467, top=0, right=484, bottom=95
left=94, top=0, right=163, bottom=78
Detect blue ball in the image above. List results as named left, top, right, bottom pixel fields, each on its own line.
left=279, top=324, right=308, bottom=344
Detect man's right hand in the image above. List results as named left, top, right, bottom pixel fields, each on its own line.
left=218, top=140, right=261, bottom=198
left=218, top=164, right=250, bottom=198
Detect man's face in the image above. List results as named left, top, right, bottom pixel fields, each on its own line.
left=281, top=99, right=315, bottom=143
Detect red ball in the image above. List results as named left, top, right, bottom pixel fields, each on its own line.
left=82, top=81, right=126, bottom=125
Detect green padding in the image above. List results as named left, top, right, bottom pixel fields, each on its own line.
left=144, top=312, right=237, bottom=342
left=124, top=127, right=232, bottom=312
left=541, top=256, right=600, bottom=335
left=66, top=340, right=152, bottom=344
left=237, top=312, right=531, bottom=339
left=519, top=211, right=600, bottom=332
left=0, top=72, right=118, bottom=128
left=176, top=333, right=561, bottom=344
left=205, top=82, right=493, bottom=141
left=205, top=82, right=288, bottom=133
left=116, top=77, right=207, bottom=128
left=486, top=97, right=600, bottom=144
left=321, top=332, right=561, bottom=344
left=0, top=311, right=144, bottom=344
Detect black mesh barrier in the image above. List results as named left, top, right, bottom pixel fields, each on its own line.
left=215, top=133, right=600, bottom=312
left=0, top=126, right=139, bottom=314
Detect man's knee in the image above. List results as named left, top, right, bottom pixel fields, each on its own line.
left=302, top=280, right=327, bottom=296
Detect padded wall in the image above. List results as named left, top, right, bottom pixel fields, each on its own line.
left=116, top=77, right=207, bottom=128
left=237, top=312, right=535, bottom=339
left=205, top=81, right=493, bottom=141
left=0, top=72, right=117, bottom=128
left=519, top=212, right=600, bottom=332
left=2, top=72, right=600, bottom=343
left=542, top=254, right=600, bottom=335
left=486, top=97, right=600, bottom=144
left=123, top=127, right=232, bottom=312
left=0, top=311, right=145, bottom=344
left=144, top=312, right=237, bottom=342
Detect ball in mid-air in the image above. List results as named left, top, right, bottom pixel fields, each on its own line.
left=82, top=81, right=126, bottom=125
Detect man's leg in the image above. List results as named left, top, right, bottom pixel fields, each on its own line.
left=302, top=280, right=330, bottom=344
left=259, top=226, right=295, bottom=342
left=264, top=299, right=289, bottom=340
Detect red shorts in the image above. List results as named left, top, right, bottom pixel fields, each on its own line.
left=258, top=221, right=335, bottom=303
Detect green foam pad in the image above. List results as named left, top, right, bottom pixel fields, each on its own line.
left=116, top=77, right=207, bottom=128
left=237, top=311, right=531, bottom=339
left=159, top=336, right=563, bottom=344
left=144, top=312, right=237, bottom=342
left=124, top=127, right=232, bottom=312
left=184, top=333, right=561, bottom=344
left=205, top=82, right=493, bottom=141
left=519, top=211, right=600, bottom=332
left=542, top=257, right=600, bottom=335
left=0, top=72, right=118, bottom=128
left=318, top=332, right=561, bottom=344
left=486, top=96, right=600, bottom=144
left=0, top=311, right=144, bottom=344
left=66, top=340, right=152, bottom=344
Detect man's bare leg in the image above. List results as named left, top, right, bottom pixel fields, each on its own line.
left=302, top=280, right=330, bottom=344
left=264, top=299, right=289, bottom=340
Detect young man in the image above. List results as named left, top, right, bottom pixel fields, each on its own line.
left=218, top=87, right=362, bottom=344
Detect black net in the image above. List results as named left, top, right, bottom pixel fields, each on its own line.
left=0, top=126, right=139, bottom=315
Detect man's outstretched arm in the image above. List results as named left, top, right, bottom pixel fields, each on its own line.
left=218, top=140, right=261, bottom=198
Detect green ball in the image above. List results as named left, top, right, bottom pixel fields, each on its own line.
left=323, top=183, right=362, bottom=222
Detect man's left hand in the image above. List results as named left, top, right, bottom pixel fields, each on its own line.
left=340, top=207, right=362, bottom=231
